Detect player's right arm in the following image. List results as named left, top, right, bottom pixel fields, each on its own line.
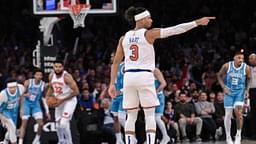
left=145, top=17, right=215, bottom=44
left=108, top=36, right=125, bottom=98
left=0, top=91, right=7, bottom=106
left=45, top=73, right=54, bottom=99
left=42, top=83, right=51, bottom=120
left=217, top=63, right=231, bottom=95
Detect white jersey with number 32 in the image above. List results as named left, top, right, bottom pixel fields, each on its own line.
left=51, top=71, right=71, bottom=99
left=122, top=28, right=155, bottom=71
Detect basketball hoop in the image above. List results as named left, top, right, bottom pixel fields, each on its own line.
left=69, top=4, right=90, bottom=29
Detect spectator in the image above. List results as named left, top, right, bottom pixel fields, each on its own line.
left=189, top=89, right=199, bottom=103
left=209, top=91, right=216, bottom=103
left=79, top=89, right=99, bottom=111
left=174, top=91, right=202, bottom=142
left=99, top=98, right=116, bottom=144
left=163, top=101, right=180, bottom=142
left=195, top=91, right=217, bottom=141
left=214, top=91, right=225, bottom=140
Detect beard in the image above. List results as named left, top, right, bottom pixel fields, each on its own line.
left=55, top=70, right=63, bottom=76
left=180, top=100, right=186, bottom=103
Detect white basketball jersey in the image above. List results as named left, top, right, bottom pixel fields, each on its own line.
left=51, top=71, right=72, bottom=99
left=122, top=28, right=155, bottom=71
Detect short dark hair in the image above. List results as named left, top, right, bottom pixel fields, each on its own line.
left=33, top=68, right=43, bottom=75
left=6, top=78, right=17, bottom=84
left=124, top=6, right=147, bottom=25
left=179, top=91, right=187, bottom=96
left=234, top=51, right=244, bottom=56
left=53, top=60, right=64, bottom=65
left=199, top=90, right=208, bottom=96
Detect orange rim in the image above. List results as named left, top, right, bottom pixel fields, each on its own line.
left=69, top=4, right=90, bottom=15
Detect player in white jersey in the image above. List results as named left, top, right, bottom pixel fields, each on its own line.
left=108, top=6, right=215, bottom=144
left=46, top=60, right=79, bottom=144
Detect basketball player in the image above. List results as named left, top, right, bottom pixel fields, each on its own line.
left=108, top=6, right=215, bottom=144
left=153, top=68, right=170, bottom=144
left=18, top=68, right=50, bottom=144
left=110, top=52, right=126, bottom=144
left=46, top=60, right=79, bottom=144
left=0, top=79, right=25, bottom=144
left=111, top=61, right=126, bottom=144
left=217, top=52, right=251, bottom=144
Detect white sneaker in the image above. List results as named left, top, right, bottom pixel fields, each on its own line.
left=0, top=140, right=8, bottom=144
left=116, top=139, right=125, bottom=144
left=32, top=137, right=40, bottom=144
left=234, top=135, right=241, bottom=144
left=160, top=136, right=170, bottom=144
left=226, top=137, right=233, bottom=144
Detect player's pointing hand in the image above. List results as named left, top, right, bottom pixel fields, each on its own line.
left=195, top=17, right=216, bottom=26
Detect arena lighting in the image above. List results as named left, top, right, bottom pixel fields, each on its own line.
left=240, top=48, right=244, bottom=53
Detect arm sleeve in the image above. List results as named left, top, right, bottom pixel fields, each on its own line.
left=160, top=21, right=197, bottom=38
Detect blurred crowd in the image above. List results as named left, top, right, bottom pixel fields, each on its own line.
left=0, top=0, right=256, bottom=143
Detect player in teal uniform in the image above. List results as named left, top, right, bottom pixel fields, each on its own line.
left=19, top=69, right=50, bottom=144
left=111, top=61, right=126, bottom=144
left=154, top=68, right=170, bottom=144
left=217, top=52, right=251, bottom=144
left=0, top=80, right=25, bottom=144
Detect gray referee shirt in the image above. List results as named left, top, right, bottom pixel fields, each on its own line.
left=251, top=66, right=256, bottom=88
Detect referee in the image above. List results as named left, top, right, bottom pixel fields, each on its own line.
left=249, top=53, right=256, bottom=139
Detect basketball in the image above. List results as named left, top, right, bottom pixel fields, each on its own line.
left=46, top=96, right=58, bottom=108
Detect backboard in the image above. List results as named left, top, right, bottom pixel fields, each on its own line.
left=33, top=0, right=117, bottom=15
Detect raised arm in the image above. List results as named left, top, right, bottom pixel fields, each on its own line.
left=154, top=68, right=167, bottom=93
left=108, top=36, right=125, bottom=98
left=145, top=17, right=215, bottom=43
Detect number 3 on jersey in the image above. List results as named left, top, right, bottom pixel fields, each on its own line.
left=129, top=44, right=139, bottom=61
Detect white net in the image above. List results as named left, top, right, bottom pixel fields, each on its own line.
left=69, top=4, right=90, bottom=29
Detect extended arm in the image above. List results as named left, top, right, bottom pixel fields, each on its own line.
left=145, top=17, right=215, bottom=43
